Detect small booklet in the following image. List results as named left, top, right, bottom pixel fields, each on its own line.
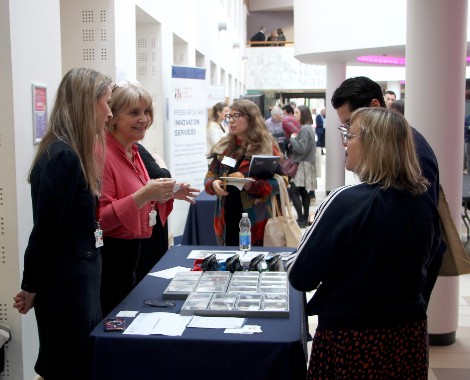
left=248, top=155, right=280, bottom=179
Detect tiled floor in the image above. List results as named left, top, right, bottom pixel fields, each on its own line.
left=297, top=152, right=470, bottom=378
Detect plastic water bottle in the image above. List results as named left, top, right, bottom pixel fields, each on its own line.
left=239, top=212, right=251, bottom=252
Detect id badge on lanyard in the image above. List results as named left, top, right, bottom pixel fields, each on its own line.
left=95, top=196, right=104, bottom=248
left=149, top=209, right=157, bottom=226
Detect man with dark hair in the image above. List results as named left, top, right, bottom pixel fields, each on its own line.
left=384, top=90, right=397, bottom=108
left=281, top=104, right=300, bottom=157
left=282, top=104, right=295, bottom=115
left=331, top=76, right=444, bottom=307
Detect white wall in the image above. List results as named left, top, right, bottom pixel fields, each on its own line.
left=1, top=1, right=62, bottom=379
left=295, top=0, right=407, bottom=58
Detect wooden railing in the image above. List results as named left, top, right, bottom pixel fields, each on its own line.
left=246, top=40, right=294, bottom=47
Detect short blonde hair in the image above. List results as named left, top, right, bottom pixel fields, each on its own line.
left=107, top=82, right=154, bottom=133
left=351, top=107, right=429, bottom=195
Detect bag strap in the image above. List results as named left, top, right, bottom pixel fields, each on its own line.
left=270, top=194, right=281, bottom=218
left=273, top=174, right=295, bottom=219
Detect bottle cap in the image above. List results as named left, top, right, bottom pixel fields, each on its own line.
left=242, top=212, right=248, bottom=217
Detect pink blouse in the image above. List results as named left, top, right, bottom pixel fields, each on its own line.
left=100, top=132, right=173, bottom=239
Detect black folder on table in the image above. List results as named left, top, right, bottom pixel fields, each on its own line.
left=248, top=155, right=280, bottom=179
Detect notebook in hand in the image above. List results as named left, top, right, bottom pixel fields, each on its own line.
left=248, top=155, right=281, bottom=179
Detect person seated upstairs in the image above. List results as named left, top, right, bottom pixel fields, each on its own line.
left=277, top=28, right=286, bottom=46
left=250, top=26, right=266, bottom=47
left=266, top=30, right=279, bottom=46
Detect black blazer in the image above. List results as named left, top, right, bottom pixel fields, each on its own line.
left=22, top=139, right=102, bottom=378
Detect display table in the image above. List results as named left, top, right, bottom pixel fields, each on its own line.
left=181, top=191, right=217, bottom=245
left=90, top=246, right=308, bottom=380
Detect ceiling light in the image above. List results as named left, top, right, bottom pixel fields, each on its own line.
left=356, top=55, right=406, bottom=65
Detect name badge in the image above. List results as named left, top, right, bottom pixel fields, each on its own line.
left=94, top=228, right=104, bottom=248
left=221, top=156, right=237, bottom=168
left=149, top=209, right=157, bottom=226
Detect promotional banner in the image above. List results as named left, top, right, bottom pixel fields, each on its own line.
left=167, top=66, right=208, bottom=239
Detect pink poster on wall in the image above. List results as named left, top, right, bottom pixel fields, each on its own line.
left=32, top=84, right=47, bottom=144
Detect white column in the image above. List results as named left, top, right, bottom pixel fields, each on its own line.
left=2, top=0, right=62, bottom=378
left=406, top=0, right=468, bottom=345
left=325, top=63, right=347, bottom=193
left=386, top=81, right=401, bottom=99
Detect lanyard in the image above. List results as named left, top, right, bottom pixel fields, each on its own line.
left=127, top=155, right=148, bottom=187
left=126, top=153, right=155, bottom=209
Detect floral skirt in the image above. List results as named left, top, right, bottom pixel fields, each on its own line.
left=293, top=161, right=317, bottom=191
left=307, top=320, right=428, bottom=379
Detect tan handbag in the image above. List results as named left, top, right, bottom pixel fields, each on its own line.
left=438, top=185, right=470, bottom=276
left=263, top=174, right=302, bottom=247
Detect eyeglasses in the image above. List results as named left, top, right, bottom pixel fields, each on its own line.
left=338, top=123, right=359, bottom=145
left=225, top=113, right=247, bottom=122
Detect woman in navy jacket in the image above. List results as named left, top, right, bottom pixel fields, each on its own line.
left=13, top=68, right=112, bottom=379
left=287, top=108, right=439, bottom=379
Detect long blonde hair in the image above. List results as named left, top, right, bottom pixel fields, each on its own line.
left=213, top=99, right=276, bottom=160
left=351, top=107, right=429, bottom=195
left=29, top=67, right=112, bottom=196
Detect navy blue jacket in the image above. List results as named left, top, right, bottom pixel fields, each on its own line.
left=288, top=183, right=440, bottom=330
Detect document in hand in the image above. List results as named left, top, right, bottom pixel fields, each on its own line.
left=248, top=155, right=281, bottom=179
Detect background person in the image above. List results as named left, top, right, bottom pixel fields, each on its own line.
left=391, top=98, right=405, bottom=115
left=465, top=114, right=470, bottom=173
left=288, top=105, right=317, bottom=227
left=204, top=99, right=282, bottom=246
left=384, top=89, right=396, bottom=108
left=266, top=29, right=279, bottom=46
left=315, top=107, right=326, bottom=155
left=135, top=144, right=171, bottom=282
left=265, top=105, right=286, bottom=155
left=281, top=104, right=300, bottom=157
left=287, top=107, right=439, bottom=379
left=13, top=67, right=113, bottom=380
left=136, top=144, right=199, bottom=282
left=250, top=26, right=266, bottom=46
left=277, top=28, right=286, bottom=46
left=206, top=101, right=230, bottom=162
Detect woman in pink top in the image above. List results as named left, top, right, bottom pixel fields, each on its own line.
left=99, top=82, right=197, bottom=315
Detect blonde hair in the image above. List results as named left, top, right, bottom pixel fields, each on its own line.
left=208, top=102, right=227, bottom=124
left=351, top=107, right=429, bottom=195
left=29, top=67, right=111, bottom=196
left=107, top=82, right=154, bottom=134
left=213, top=99, right=277, bottom=160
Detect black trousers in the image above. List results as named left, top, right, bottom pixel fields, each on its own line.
left=288, top=183, right=310, bottom=222
left=100, top=237, right=141, bottom=316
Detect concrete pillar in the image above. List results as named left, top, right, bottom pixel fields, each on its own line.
left=325, top=63, right=347, bottom=193
left=406, top=0, right=468, bottom=345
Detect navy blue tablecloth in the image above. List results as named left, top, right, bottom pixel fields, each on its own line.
left=90, top=246, right=307, bottom=380
left=181, top=190, right=217, bottom=245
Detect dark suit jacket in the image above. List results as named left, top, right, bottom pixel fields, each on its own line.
left=250, top=30, right=266, bottom=45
